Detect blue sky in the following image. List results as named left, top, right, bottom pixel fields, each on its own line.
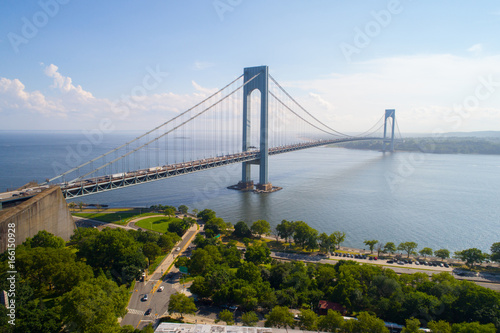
left=1, top=0, right=500, bottom=133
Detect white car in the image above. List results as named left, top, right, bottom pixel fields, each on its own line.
left=158, top=286, right=164, bottom=292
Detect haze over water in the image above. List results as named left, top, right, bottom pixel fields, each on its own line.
left=1, top=131, right=499, bottom=253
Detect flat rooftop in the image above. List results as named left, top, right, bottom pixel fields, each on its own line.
left=154, top=323, right=320, bottom=333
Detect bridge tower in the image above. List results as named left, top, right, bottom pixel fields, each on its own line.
left=383, top=109, right=396, bottom=152
left=238, top=65, right=274, bottom=192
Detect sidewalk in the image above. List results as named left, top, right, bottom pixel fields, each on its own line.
left=146, top=222, right=201, bottom=283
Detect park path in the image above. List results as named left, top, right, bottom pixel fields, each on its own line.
left=72, top=215, right=135, bottom=230
left=125, top=214, right=166, bottom=230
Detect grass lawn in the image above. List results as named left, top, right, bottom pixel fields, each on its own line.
left=135, top=216, right=182, bottom=233
left=72, top=211, right=158, bottom=225
left=149, top=253, right=168, bottom=272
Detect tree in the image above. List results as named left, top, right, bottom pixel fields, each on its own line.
left=427, top=320, right=451, bottom=333
left=78, top=202, right=84, bottom=211
left=264, top=305, right=295, bottom=328
left=250, top=220, right=271, bottom=238
left=205, top=217, right=229, bottom=237
left=68, top=202, right=76, bottom=210
left=157, top=234, right=174, bottom=251
left=76, top=228, right=147, bottom=285
left=402, top=318, right=421, bottom=333
left=197, top=209, right=216, bottom=222
left=434, top=249, right=450, bottom=261
left=344, top=312, right=389, bottom=333
left=383, top=242, right=397, bottom=254
left=241, top=311, right=259, bottom=327
left=317, top=309, right=344, bottom=332
left=364, top=240, right=378, bottom=254
left=236, top=262, right=262, bottom=283
left=190, top=276, right=212, bottom=299
left=454, top=248, right=488, bottom=269
left=183, top=217, right=196, bottom=227
left=62, top=276, right=128, bottom=333
left=398, top=242, right=418, bottom=258
left=26, top=230, right=65, bottom=248
left=419, top=247, right=433, bottom=258
left=376, top=242, right=384, bottom=257
left=276, top=220, right=295, bottom=244
left=332, top=231, right=346, bottom=249
left=178, top=205, right=189, bottom=214
left=490, top=242, right=500, bottom=262
left=168, top=220, right=189, bottom=236
left=233, top=221, right=252, bottom=238
left=142, top=243, right=162, bottom=265
left=293, top=221, right=318, bottom=249
left=164, top=207, right=176, bottom=217
left=319, top=233, right=334, bottom=255
left=168, top=292, right=197, bottom=318
left=298, top=308, right=318, bottom=331
left=13, top=298, right=63, bottom=333
left=245, top=243, right=271, bottom=264
left=217, top=309, right=235, bottom=325
left=451, top=322, right=496, bottom=332
left=17, top=247, right=93, bottom=296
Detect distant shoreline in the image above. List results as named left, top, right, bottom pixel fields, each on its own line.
left=329, top=136, right=500, bottom=155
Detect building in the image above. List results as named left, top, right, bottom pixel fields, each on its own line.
left=317, top=300, right=347, bottom=316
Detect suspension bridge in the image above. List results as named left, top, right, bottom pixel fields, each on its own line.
left=42, top=66, right=402, bottom=199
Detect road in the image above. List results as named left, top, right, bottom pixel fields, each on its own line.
left=271, top=251, right=500, bottom=288
left=120, top=223, right=201, bottom=329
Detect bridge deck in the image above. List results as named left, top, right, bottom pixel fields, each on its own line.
left=59, top=137, right=380, bottom=199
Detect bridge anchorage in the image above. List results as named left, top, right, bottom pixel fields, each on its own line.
left=39, top=65, right=401, bottom=199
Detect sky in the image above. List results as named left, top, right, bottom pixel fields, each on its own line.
left=1, top=0, right=500, bottom=134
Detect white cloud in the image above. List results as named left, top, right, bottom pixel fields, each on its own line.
left=2, top=57, right=500, bottom=133
left=309, top=92, right=334, bottom=111
left=191, top=80, right=218, bottom=95
left=44, top=64, right=94, bottom=100
left=0, top=64, right=228, bottom=130
left=192, top=61, right=215, bottom=71
left=467, top=43, right=483, bottom=55
left=0, top=77, right=60, bottom=116
left=284, top=54, right=500, bottom=133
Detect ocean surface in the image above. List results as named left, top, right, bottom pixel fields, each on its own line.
left=1, top=131, right=499, bottom=253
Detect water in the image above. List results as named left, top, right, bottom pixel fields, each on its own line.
left=1, top=131, right=499, bottom=253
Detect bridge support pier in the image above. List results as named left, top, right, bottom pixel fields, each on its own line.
left=383, top=109, right=396, bottom=153
left=230, top=65, right=280, bottom=193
